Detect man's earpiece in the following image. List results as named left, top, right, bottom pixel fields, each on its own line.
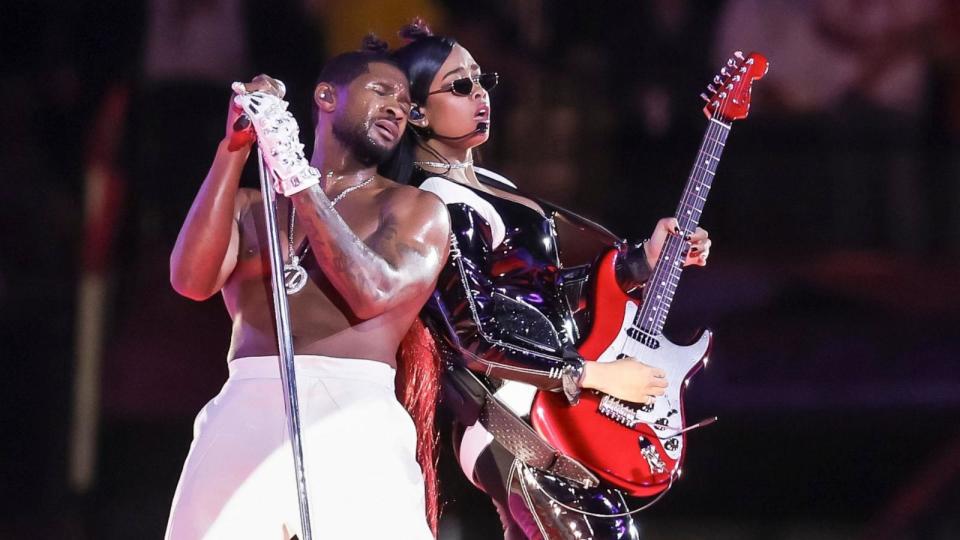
left=409, top=105, right=424, bottom=121
left=315, top=83, right=335, bottom=111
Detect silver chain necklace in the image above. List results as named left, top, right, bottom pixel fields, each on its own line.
left=414, top=158, right=473, bottom=170
left=283, top=175, right=375, bottom=294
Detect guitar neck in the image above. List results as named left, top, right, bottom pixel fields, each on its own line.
left=635, top=118, right=731, bottom=335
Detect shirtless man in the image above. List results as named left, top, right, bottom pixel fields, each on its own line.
left=164, top=42, right=450, bottom=539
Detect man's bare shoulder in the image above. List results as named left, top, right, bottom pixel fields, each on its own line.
left=377, top=178, right=449, bottom=221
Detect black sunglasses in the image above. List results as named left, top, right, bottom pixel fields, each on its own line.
left=428, top=72, right=499, bottom=97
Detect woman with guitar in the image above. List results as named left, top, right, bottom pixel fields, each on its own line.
left=381, top=19, right=712, bottom=540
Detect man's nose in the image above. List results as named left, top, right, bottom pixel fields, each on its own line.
left=383, top=101, right=406, bottom=121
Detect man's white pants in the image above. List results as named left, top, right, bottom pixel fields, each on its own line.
left=164, top=355, right=433, bottom=539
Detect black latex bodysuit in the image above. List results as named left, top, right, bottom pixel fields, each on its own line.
left=415, top=169, right=649, bottom=540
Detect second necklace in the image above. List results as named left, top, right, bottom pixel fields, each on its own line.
left=283, top=175, right=375, bottom=294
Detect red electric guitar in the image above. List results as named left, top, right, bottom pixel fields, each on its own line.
left=531, top=51, right=768, bottom=497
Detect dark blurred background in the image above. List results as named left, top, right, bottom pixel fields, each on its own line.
left=2, top=0, right=959, bottom=538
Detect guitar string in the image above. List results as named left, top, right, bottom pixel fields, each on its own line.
left=623, top=123, right=722, bottom=351
left=631, top=125, right=716, bottom=338
left=540, top=59, right=744, bottom=512
left=626, top=70, right=735, bottom=345
left=626, top=123, right=725, bottom=416
left=615, top=63, right=739, bottom=437
left=634, top=119, right=725, bottom=337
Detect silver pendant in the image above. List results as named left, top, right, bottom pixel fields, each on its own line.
left=283, top=256, right=309, bottom=294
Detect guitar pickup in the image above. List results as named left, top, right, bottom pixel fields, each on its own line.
left=626, top=327, right=661, bottom=349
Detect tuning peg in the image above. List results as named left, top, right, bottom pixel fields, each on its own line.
left=732, top=75, right=742, bottom=82
left=726, top=83, right=734, bottom=91
left=727, top=58, right=737, bottom=68
left=711, top=101, right=719, bottom=109
left=746, top=58, right=755, bottom=65
left=718, top=92, right=728, bottom=99
left=713, top=75, right=722, bottom=84
left=707, top=84, right=717, bottom=93
left=720, top=67, right=729, bottom=76
left=740, top=66, right=748, bottom=74
left=734, top=51, right=745, bottom=60
left=700, top=93, right=710, bottom=102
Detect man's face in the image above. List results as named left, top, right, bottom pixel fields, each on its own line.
left=332, top=62, right=411, bottom=166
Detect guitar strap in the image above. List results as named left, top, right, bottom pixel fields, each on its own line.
left=442, top=360, right=599, bottom=489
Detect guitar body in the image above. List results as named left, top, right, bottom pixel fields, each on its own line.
left=532, top=51, right=766, bottom=498
left=531, top=249, right=712, bottom=496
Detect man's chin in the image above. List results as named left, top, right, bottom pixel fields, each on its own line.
left=332, top=118, right=395, bottom=166
left=354, top=139, right=394, bottom=167
left=371, top=138, right=398, bottom=156
left=367, top=128, right=403, bottom=153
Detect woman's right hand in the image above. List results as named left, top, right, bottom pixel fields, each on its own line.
left=581, top=357, right=668, bottom=404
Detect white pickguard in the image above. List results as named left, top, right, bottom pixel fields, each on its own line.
left=495, top=301, right=710, bottom=462
left=595, top=301, right=711, bottom=460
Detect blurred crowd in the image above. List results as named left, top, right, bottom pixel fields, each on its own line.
left=2, top=0, right=960, bottom=538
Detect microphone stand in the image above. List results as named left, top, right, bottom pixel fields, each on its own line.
left=256, top=149, right=314, bottom=540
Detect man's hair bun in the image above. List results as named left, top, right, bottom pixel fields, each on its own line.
left=361, top=33, right=389, bottom=53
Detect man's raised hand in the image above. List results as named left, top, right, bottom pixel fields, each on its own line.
left=230, top=77, right=321, bottom=196
left=226, top=74, right=286, bottom=151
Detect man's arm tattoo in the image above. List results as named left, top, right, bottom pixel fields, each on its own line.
left=290, top=186, right=437, bottom=313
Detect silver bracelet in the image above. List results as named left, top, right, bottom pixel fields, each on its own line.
left=560, top=359, right=586, bottom=405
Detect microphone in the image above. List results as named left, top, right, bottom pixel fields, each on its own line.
left=431, top=122, right=489, bottom=141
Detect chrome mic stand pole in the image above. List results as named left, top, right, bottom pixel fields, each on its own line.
left=257, top=149, right=313, bottom=540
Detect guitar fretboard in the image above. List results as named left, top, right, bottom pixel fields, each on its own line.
left=634, top=118, right=730, bottom=336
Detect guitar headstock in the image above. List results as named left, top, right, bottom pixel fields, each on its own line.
left=701, top=51, right=768, bottom=122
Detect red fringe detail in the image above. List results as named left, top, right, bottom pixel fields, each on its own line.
left=395, top=318, right=441, bottom=537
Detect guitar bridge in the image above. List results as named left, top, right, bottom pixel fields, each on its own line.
left=598, top=395, right=642, bottom=428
